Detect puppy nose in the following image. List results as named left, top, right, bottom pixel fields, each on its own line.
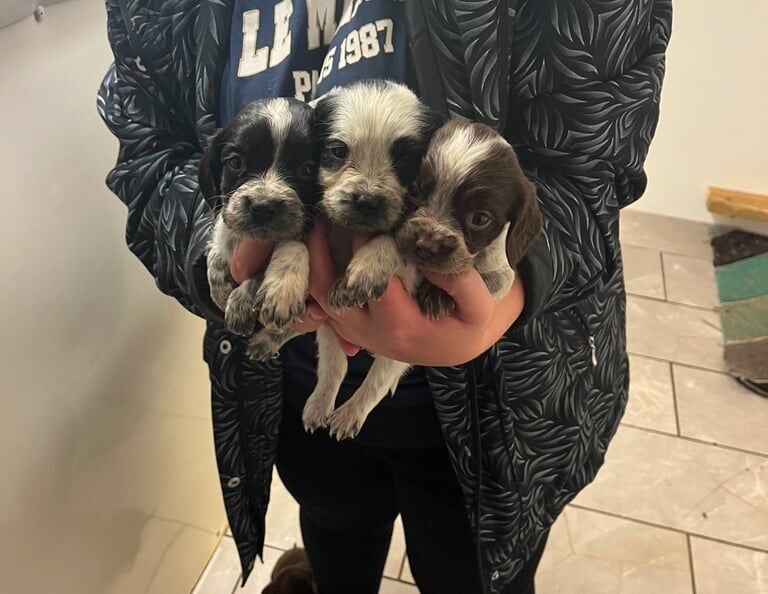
left=249, top=199, right=279, bottom=222
left=415, top=233, right=457, bottom=259
left=352, top=193, right=382, bottom=214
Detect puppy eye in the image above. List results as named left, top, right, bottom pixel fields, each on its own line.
left=466, top=211, right=492, bottom=231
left=299, top=161, right=318, bottom=180
left=327, top=142, right=348, bottom=160
left=407, top=182, right=420, bottom=199
left=226, top=155, right=243, bottom=170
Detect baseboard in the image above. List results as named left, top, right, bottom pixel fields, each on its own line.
left=707, top=187, right=768, bottom=223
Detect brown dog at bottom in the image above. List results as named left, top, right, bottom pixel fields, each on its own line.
left=261, top=547, right=317, bottom=594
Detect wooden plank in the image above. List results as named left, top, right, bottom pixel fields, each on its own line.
left=707, top=187, right=768, bottom=222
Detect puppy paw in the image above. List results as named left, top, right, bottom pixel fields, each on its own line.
left=302, top=392, right=337, bottom=433
left=245, top=330, right=281, bottom=361
left=225, top=284, right=259, bottom=336
left=327, top=273, right=389, bottom=312
left=327, top=399, right=368, bottom=441
left=255, top=278, right=307, bottom=330
left=416, top=282, right=456, bottom=320
left=210, top=280, right=235, bottom=313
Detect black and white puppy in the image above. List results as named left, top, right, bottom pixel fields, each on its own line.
left=302, top=80, right=442, bottom=439
left=397, top=119, right=543, bottom=319
left=200, top=98, right=319, bottom=360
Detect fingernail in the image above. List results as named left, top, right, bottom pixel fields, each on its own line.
left=309, top=312, right=325, bottom=321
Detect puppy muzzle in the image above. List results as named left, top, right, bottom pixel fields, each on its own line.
left=397, top=217, right=472, bottom=273
left=222, top=177, right=306, bottom=241
left=321, top=191, right=403, bottom=233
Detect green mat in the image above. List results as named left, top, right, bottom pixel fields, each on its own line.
left=711, top=229, right=768, bottom=394
left=715, top=253, right=768, bottom=302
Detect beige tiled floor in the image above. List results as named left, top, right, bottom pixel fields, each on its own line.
left=193, top=211, right=768, bottom=594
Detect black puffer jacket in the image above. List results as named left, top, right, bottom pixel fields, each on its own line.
left=97, top=1, right=671, bottom=591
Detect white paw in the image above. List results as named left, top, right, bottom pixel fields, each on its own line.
left=255, top=279, right=306, bottom=330
left=327, top=271, right=389, bottom=312
left=210, top=280, right=234, bottom=312
left=328, top=399, right=369, bottom=441
left=246, top=331, right=279, bottom=361
left=225, top=283, right=259, bottom=336
left=302, top=392, right=336, bottom=433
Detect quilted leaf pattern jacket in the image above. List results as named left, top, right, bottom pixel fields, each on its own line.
left=97, top=1, right=671, bottom=591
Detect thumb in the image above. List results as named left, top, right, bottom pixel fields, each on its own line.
left=230, top=238, right=273, bottom=284
left=422, top=268, right=494, bottom=325
left=324, top=322, right=360, bottom=357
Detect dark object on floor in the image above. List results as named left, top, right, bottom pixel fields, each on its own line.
left=262, top=547, right=317, bottom=594
left=711, top=229, right=768, bottom=266
left=711, top=228, right=768, bottom=396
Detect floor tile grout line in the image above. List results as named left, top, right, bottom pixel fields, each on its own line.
left=264, top=544, right=289, bottom=552
left=229, top=574, right=243, bottom=594
left=384, top=576, right=417, bottom=586
left=687, top=533, right=698, bottom=594
left=190, top=531, right=226, bottom=594
left=627, top=291, right=717, bottom=313
left=397, top=552, right=407, bottom=580
left=153, top=513, right=222, bottom=536
left=670, top=363, right=682, bottom=436
left=568, top=503, right=768, bottom=555
left=620, top=240, right=712, bottom=261
left=659, top=250, right=669, bottom=301
left=262, top=544, right=412, bottom=585
left=658, top=249, right=714, bottom=264
left=620, top=422, right=768, bottom=459
left=627, top=351, right=728, bottom=377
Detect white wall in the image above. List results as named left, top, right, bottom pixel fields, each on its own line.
left=633, top=0, right=768, bottom=226
left=0, top=2, right=224, bottom=593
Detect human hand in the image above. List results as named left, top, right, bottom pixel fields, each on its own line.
left=307, top=220, right=526, bottom=366
left=228, top=237, right=325, bottom=335
left=229, top=238, right=273, bottom=284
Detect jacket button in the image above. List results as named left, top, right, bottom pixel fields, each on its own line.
left=219, top=339, right=232, bottom=355
left=491, top=570, right=500, bottom=582
left=464, top=446, right=472, bottom=457
left=227, top=476, right=241, bottom=488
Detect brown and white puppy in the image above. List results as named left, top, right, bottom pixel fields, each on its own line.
left=397, top=119, right=543, bottom=319
left=261, top=547, right=317, bottom=594
left=200, top=98, right=319, bottom=360
left=301, top=80, right=442, bottom=440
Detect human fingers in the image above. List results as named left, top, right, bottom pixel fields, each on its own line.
left=229, top=238, right=273, bottom=284
left=422, top=268, right=494, bottom=325
left=325, top=320, right=361, bottom=357
left=307, top=222, right=337, bottom=309
left=366, top=276, right=423, bottom=323
left=291, top=301, right=327, bottom=334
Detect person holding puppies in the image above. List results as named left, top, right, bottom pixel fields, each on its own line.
left=99, top=1, right=671, bottom=593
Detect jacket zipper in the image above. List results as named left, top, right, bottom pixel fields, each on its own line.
left=467, top=360, right=490, bottom=594
left=570, top=308, right=598, bottom=368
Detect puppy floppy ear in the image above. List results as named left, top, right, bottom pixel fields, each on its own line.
left=422, top=108, right=447, bottom=140
left=506, top=175, right=543, bottom=267
left=198, top=130, right=224, bottom=211
left=311, top=92, right=335, bottom=144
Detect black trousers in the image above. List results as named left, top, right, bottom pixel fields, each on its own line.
left=276, top=407, right=548, bottom=594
